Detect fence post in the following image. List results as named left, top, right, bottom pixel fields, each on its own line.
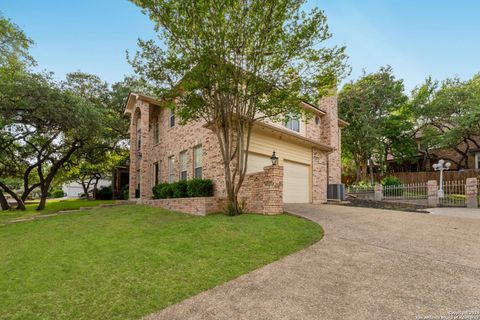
left=374, top=184, right=383, bottom=201
left=465, top=178, right=478, bottom=208
left=427, top=180, right=439, bottom=207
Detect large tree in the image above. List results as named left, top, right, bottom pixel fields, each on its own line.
left=412, top=74, right=480, bottom=169
left=339, top=66, right=416, bottom=181
left=0, top=71, right=102, bottom=210
left=129, top=0, right=348, bottom=214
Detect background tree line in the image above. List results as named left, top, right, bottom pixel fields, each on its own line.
left=0, top=13, right=146, bottom=210
left=339, top=66, right=480, bottom=183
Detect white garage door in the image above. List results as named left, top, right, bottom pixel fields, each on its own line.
left=246, top=153, right=271, bottom=174
left=284, top=160, right=310, bottom=203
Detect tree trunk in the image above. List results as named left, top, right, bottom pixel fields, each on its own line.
left=0, top=189, right=10, bottom=210
left=80, top=180, right=91, bottom=199
left=0, top=182, right=25, bottom=210
left=36, top=187, right=48, bottom=211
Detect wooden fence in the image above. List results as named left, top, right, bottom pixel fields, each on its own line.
left=370, top=169, right=480, bottom=184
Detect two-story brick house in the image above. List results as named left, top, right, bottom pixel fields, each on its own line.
left=124, top=92, right=346, bottom=213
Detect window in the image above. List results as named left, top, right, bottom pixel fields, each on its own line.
left=136, top=117, right=141, bottom=150
left=285, top=114, right=300, bottom=132
left=168, top=156, right=175, bottom=183
left=153, top=116, right=159, bottom=144
left=476, top=153, right=480, bottom=169
left=169, top=109, right=175, bottom=128
left=179, top=151, right=188, bottom=180
left=194, top=145, right=202, bottom=179
left=153, top=162, right=159, bottom=186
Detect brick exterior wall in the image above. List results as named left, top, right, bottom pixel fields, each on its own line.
left=129, top=99, right=226, bottom=201
left=143, top=197, right=227, bottom=216
left=238, top=165, right=284, bottom=214
left=127, top=93, right=342, bottom=211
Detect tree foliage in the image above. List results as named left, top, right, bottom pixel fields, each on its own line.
left=412, top=74, right=480, bottom=169
left=0, top=70, right=103, bottom=210
left=129, top=0, right=349, bottom=214
left=339, top=66, right=416, bottom=181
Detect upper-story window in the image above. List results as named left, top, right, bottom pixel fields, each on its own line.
left=136, top=117, right=142, bottom=150
left=153, top=115, right=160, bottom=144
left=168, top=155, right=175, bottom=183
left=475, top=153, right=480, bottom=169
left=169, top=108, right=175, bottom=128
left=194, top=145, right=202, bottom=179
left=285, top=114, right=300, bottom=132
left=179, top=150, right=188, bottom=180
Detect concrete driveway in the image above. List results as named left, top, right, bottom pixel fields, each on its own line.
left=144, top=204, right=480, bottom=320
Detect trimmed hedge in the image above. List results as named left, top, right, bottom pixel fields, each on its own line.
left=152, top=179, right=214, bottom=199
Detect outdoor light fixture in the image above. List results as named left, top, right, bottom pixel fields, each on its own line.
left=270, top=151, right=278, bottom=165
left=432, top=159, right=451, bottom=198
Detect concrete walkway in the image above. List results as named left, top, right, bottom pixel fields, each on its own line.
left=427, top=207, right=480, bottom=219
left=144, top=204, right=480, bottom=320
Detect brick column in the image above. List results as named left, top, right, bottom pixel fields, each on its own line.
left=139, top=102, right=152, bottom=199
left=374, top=184, right=383, bottom=201
left=427, top=180, right=439, bottom=207
left=128, top=110, right=139, bottom=200
left=312, top=148, right=328, bottom=204
left=262, top=165, right=284, bottom=215
left=465, top=177, right=478, bottom=208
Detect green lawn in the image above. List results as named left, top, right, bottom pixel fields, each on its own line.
left=0, top=199, right=115, bottom=224
left=0, top=205, right=323, bottom=320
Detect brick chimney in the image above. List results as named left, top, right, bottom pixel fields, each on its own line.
left=319, top=93, right=341, bottom=184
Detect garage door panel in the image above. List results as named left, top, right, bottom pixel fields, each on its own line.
left=284, top=160, right=310, bottom=203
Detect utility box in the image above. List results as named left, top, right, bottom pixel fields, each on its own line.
left=327, top=184, right=346, bottom=201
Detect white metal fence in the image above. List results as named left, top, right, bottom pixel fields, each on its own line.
left=439, top=180, right=466, bottom=207
left=383, top=183, right=427, bottom=201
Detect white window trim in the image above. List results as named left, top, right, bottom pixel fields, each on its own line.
left=284, top=114, right=300, bottom=133
left=475, top=153, right=480, bottom=169
left=194, top=145, right=203, bottom=179
left=179, top=151, right=188, bottom=180
left=168, top=156, right=175, bottom=183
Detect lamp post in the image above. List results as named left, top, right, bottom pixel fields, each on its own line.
left=432, top=159, right=451, bottom=198
left=270, top=151, right=278, bottom=166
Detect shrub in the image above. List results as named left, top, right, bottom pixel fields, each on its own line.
left=153, top=183, right=173, bottom=199
left=172, top=180, right=188, bottom=198
left=187, top=179, right=214, bottom=197
left=121, top=185, right=129, bottom=200
left=381, top=176, right=402, bottom=187
left=97, top=186, right=113, bottom=200
left=152, top=179, right=214, bottom=199
left=51, top=189, right=65, bottom=198
left=381, top=176, right=403, bottom=197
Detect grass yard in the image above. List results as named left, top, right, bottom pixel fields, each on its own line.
left=0, top=205, right=323, bottom=320
left=0, top=199, right=115, bottom=224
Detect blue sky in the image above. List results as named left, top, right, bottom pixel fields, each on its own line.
left=2, top=0, right=480, bottom=92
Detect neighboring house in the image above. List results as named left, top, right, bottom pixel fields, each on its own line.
left=124, top=92, right=346, bottom=211
left=387, top=131, right=480, bottom=172
left=62, top=179, right=111, bottom=198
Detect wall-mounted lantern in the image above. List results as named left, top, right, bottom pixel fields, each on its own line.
left=270, top=151, right=278, bottom=166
